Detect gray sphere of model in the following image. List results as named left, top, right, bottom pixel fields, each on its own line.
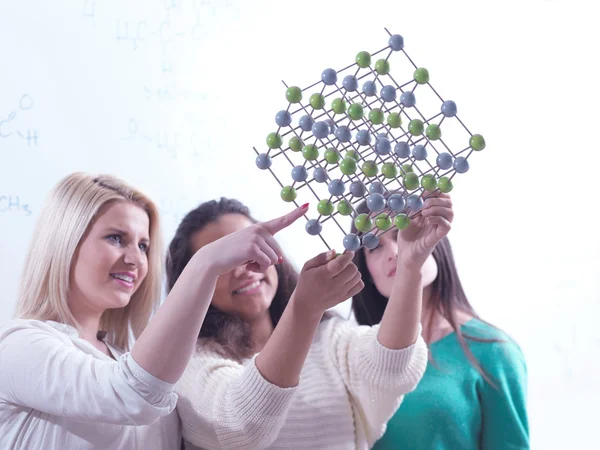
left=387, top=193, right=406, bottom=212
left=400, top=91, right=416, bottom=107
left=369, top=180, right=385, bottom=194
left=436, top=152, right=453, bottom=170
left=362, top=232, right=380, bottom=250
left=275, top=110, right=292, bottom=127
left=328, top=179, right=346, bottom=196
left=321, top=68, right=337, bottom=86
left=255, top=153, right=272, bottom=170
left=305, top=219, right=323, bottom=236
left=313, top=167, right=328, bottom=183
left=395, top=141, right=410, bottom=158
left=367, top=193, right=386, bottom=212
left=343, top=233, right=361, bottom=251
left=291, top=165, right=308, bottom=182
left=350, top=181, right=366, bottom=198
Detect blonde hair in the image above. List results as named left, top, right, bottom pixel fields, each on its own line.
left=14, top=172, right=163, bottom=351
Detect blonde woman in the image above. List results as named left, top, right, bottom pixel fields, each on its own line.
left=0, top=172, right=304, bottom=449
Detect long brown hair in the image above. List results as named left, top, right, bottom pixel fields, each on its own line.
left=350, top=198, right=500, bottom=384
left=166, top=198, right=298, bottom=360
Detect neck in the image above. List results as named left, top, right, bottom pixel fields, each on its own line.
left=67, top=294, right=105, bottom=346
left=420, top=285, right=446, bottom=343
left=247, top=311, right=274, bottom=352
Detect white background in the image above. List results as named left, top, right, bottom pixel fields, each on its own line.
left=1, top=1, right=598, bottom=447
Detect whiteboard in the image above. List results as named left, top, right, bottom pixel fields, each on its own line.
left=1, top=1, right=598, bottom=448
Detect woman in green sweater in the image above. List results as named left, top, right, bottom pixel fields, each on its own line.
left=351, top=193, right=529, bottom=450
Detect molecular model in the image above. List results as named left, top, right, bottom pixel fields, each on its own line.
left=253, top=29, right=486, bottom=252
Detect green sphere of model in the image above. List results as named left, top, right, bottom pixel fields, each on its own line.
left=403, top=172, right=419, bottom=190
left=361, top=160, right=378, bottom=177
left=266, top=132, right=282, bottom=149
left=354, top=213, right=373, bottom=232
left=280, top=186, right=297, bottom=202
left=382, top=162, right=398, bottom=179
left=340, top=157, right=357, bottom=175
left=470, top=134, right=486, bottom=151
left=324, top=148, right=340, bottom=164
left=438, top=176, right=454, bottom=193
left=387, top=112, right=402, bottom=128
left=394, top=213, right=410, bottom=230
left=413, top=68, right=430, bottom=84
left=348, top=103, right=364, bottom=120
left=289, top=136, right=303, bottom=152
left=331, top=98, right=347, bottom=114
left=375, top=59, right=390, bottom=75
left=408, top=119, right=424, bottom=136
left=302, top=144, right=319, bottom=161
left=369, top=108, right=384, bottom=125
left=310, top=93, right=325, bottom=110
left=337, top=200, right=352, bottom=216
left=400, top=163, right=414, bottom=175
left=426, top=124, right=441, bottom=140
left=317, top=199, right=334, bottom=216
left=375, top=214, right=392, bottom=230
left=421, top=174, right=438, bottom=191
left=356, top=51, right=371, bottom=68
left=346, top=150, right=360, bottom=161
left=286, top=86, right=302, bottom=103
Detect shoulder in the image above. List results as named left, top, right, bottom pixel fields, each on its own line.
left=464, top=319, right=527, bottom=380
left=0, top=319, right=76, bottom=344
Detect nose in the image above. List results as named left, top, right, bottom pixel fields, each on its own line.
left=123, top=244, right=144, bottom=267
left=384, top=241, right=398, bottom=261
left=232, top=264, right=250, bottom=278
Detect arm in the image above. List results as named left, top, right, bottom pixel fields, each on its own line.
left=329, top=318, right=428, bottom=447
left=178, top=250, right=363, bottom=449
left=255, top=250, right=361, bottom=388
left=0, top=207, right=306, bottom=425
left=378, top=194, right=453, bottom=349
left=480, top=342, right=529, bottom=449
left=0, top=321, right=176, bottom=425
left=177, top=346, right=297, bottom=450
left=334, top=194, right=453, bottom=444
left=132, top=205, right=307, bottom=383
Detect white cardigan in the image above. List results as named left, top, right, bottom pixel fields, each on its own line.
left=177, top=315, right=428, bottom=450
left=0, top=319, right=181, bottom=449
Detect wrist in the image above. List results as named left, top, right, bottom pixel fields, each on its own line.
left=288, top=292, right=325, bottom=323
left=394, top=263, right=423, bottom=283
left=191, top=246, right=222, bottom=280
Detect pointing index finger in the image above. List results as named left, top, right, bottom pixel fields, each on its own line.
left=260, top=203, right=309, bottom=235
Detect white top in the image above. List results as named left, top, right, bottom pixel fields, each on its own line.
left=177, top=315, right=428, bottom=450
left=0, top=319, right=181, bottom=450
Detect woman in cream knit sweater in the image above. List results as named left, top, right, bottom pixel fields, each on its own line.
left=167, top=195, right=453, bottom=449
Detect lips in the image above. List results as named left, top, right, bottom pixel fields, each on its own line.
left=110, top=272, right=136, bottom=287
left=233, top=278, right=264, bottom=295
left=387, top=267, right=396, bottom=277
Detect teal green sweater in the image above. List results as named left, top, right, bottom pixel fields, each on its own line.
left=373, top=319, right=529, bottom=450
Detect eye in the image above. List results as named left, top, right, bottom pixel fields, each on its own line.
left=139, top=242, right=149, bottom=253
left=106, top=234, right=123, bottom=244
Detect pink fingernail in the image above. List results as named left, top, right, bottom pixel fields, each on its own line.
left=300, top=203, right=309, bottom=210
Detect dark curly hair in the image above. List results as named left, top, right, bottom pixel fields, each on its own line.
left=166, top=198, right=298, bottom=360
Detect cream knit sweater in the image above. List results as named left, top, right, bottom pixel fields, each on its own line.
left=176, top=315, right=428, bottom=450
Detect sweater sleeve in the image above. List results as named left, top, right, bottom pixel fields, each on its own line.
left=327, top=317, right=428, bottom=447
left=176, top=342, right=297, bottom=450
left=479, top=340, right=529, bottom=449
left=0, top=320, right=177, bottom=425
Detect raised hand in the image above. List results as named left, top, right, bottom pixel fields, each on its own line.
left=292, top=250, right=364, bottom=315
left=397, top=193, right=454, bottom=268
left=201, top=204, right=308, bottom=275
